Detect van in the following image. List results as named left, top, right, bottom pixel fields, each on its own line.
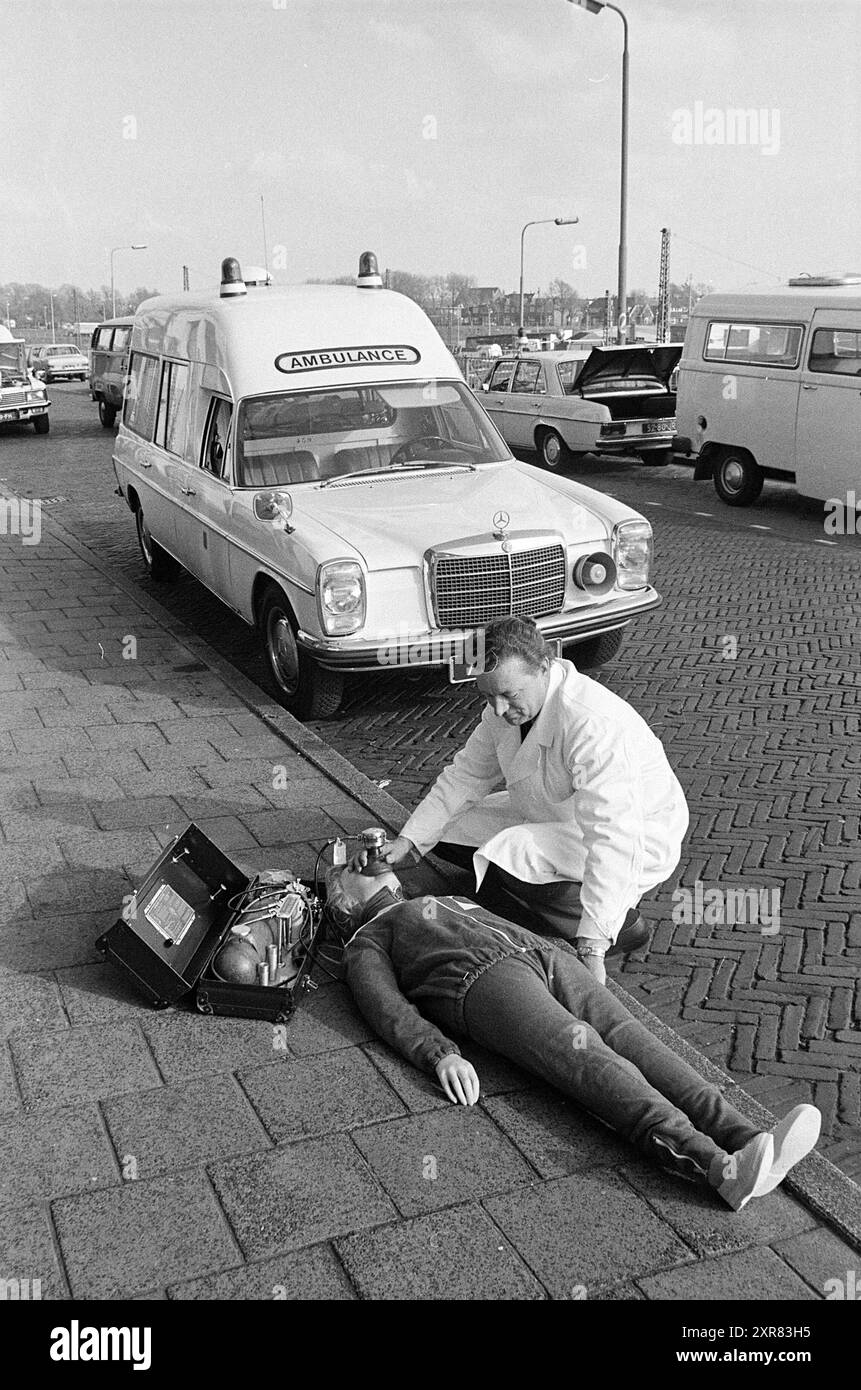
left=90, top=316, right=133, bottom=428
left=112, top=254, right=661, bottom=718
left=675, top=275, right=861, bottom=506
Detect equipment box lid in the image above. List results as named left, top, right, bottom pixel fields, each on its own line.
left=96, top=822, right=250, bottom=1008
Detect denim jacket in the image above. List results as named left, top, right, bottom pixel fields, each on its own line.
left=343, top=889, right=542, bottom=1074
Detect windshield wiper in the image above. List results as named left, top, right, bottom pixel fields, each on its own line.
left=319, top=469, right=389, bottom=488
left=390, top=458, right=477, bottom=472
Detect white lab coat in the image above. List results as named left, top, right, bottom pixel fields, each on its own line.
left=401, top=659, right=689, bottom=945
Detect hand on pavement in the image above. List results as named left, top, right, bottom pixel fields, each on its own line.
left=435, top=1054, right=480, bottom=1105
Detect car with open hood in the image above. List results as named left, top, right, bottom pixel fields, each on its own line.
left=0, top=326, right=50, bottom=434
left=111, top=254, right=661, bottom=718
left=481, top=344, right=682, bottom=469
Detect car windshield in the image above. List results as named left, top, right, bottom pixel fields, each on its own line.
left=235, top=379, right=510, bottom=487
left=50, top=345, right=78, bottom=356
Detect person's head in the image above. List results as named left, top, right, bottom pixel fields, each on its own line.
left=475, top=616, right=552, bottom=725
left=325, top=864, right=404, bottom=932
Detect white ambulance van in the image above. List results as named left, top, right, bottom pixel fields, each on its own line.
left=112, top=254, right=660, bottom=718
left=675, top=274, right=861, bottom=507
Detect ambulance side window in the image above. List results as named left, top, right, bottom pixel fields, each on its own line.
left=201, top=397, right=233, bottom=479
left=155, top=360, right=192, bottom=457
left=124, top=351, right=160, bottom=439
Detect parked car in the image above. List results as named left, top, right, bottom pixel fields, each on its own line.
left=481, top=345, right=682, bottom=469
left=30, top=343, right=89, bottom=383
left=0, top=326, right=50, bottom=433
left=89, top=316, right=133, bottom=427
left=112, top=253, right=661, bottom=718
left=675, top=275, right=861, bottom=506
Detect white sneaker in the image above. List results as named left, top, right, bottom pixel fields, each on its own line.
left=716, top=1132, right=775, bottom=1211
left=758, top=1104, right=821, bottom=1195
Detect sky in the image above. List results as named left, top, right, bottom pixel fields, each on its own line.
left=2, top=0, right=860, bottom=300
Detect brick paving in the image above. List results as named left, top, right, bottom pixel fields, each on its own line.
left=0, top=388, right=859, bottom=1299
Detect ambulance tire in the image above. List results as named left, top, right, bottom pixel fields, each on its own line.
left=99, top=399, right=117, bottom=428
left=260, top=585, right=344, bottom=719
left=713, top=447, right=763, bottom=506
left=135, top=503, right=180, bottom=582
left=569, top=626, right=626, bottom=672
left=537, top=428, right=569, bottom=470
left=33, top=415, right=50, bottom=434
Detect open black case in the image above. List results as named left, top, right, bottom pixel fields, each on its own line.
left=95, top=822, right=323, bottom=1024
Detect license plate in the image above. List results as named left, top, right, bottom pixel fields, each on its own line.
left=642, top=418, right=674, bottom=434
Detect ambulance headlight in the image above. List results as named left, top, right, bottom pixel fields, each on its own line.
left=318, top=560, right=366, bottom=634
left=612, top=521, right=652, bottom=590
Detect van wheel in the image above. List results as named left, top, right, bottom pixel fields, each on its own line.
left=260, top=586, right=344, bottom=719
left=569, top=627, right=626, bottom=671
left=33, top=415, right=50, bottom=435
left=537, top=428, right=569, bottom=469
left=135, top=504, right=180, bottom=582
left=99, top=399, right=117, bottom=428
left=713, top=448, right=763, bottom=506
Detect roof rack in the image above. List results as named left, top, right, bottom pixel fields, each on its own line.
left=787, top=273, right=861, bottom=287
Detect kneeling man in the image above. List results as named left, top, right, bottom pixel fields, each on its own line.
left=331, top=865, right=820, bottom=1212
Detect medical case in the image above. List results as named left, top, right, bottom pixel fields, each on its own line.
left=95, top=822, right=322, bottom=1024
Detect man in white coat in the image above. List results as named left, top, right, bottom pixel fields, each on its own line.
left=366, top=616, right=689, bottom=985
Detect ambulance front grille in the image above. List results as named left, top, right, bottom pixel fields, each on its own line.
left=1, top=390, right=27, bottom=406
left=432, top=544, right=567, bottom=627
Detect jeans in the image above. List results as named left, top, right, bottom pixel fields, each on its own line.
left=433, top=840, right=584, bottom=941
left=424, top=946, right=761, bottom=1184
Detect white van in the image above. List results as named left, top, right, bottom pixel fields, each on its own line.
left=675, top=275, right=861, bottom=506
left=112, top=254, right=661, bottom=717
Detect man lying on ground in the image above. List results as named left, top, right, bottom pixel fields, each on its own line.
left=328, top=865, right=821, bottom=1212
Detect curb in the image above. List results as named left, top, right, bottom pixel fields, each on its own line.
left=5, top=482, right=861, bottom=1256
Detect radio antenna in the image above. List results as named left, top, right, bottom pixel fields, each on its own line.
left=260, top=195, right=269, bottom=278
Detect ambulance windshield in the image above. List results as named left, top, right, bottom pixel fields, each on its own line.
left=235, top=379, right=510, bottom=487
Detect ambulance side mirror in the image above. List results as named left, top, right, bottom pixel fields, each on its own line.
left=253, top=491, right=295, bottom=533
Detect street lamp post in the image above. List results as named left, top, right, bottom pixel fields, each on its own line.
left=568, top=0, right=628, bottom=343
left=110, top=244, right=147, bottom=318
left=519, top=216, right=579, bottom=338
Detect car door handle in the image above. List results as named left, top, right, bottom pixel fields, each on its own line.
left=801, top=384, right=818, bottom=391
left=180, top=486, right=196, bottom=496
left=139, top=460, right=152, bottom=469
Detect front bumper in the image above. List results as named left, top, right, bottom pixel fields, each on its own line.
left=0, top=401, right=50, bottom=422
left=298, top=585, right=661, bottom=674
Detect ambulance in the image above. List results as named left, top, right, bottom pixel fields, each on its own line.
left=112, top=254, right=660, bottom=717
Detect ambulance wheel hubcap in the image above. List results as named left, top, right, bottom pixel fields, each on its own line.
left=269, top=614, right=299, bottom=695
